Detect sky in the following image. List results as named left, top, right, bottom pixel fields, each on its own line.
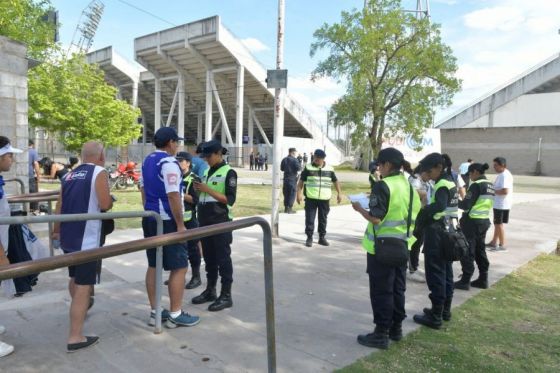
left=50, top=0, right=560, bottom=132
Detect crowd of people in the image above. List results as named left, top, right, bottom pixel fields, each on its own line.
left=0, top=129, right=515, bottom=356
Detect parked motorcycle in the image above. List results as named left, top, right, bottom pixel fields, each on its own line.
left=107, top=161, right=140, bottom=190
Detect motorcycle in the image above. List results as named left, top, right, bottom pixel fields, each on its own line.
left=108, top=161, right=141, bottom=190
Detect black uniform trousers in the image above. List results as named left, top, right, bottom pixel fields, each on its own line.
left=423, top=223, right=454, bottom=305
left=367, top=253, right=407, bottom=328
left=459, top=217, right=490, bottom=280
left=304, top=198, right=330, bottom=237
left=184, top=218, right=201, bottom=269
left=201, top=231, right=233, bottom=285
left=282, top=177, right=297, bottom=208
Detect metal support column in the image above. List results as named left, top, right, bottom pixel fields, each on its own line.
left=132, top=81, right=138, bottom=108
left=197, top=113, right=203, bottom=145
left=155, top=78, right=161, bottom=132
left=271, top=0, right=286, bottom=237
left=248, top=106, right=254, bottom=147
left=236, top=65, right=245, bottom=166
left=178, top=74, right=185, bottom=145
left=210, top=76, right=234, bottom=145
left=205, top=70, right=213, bottom=141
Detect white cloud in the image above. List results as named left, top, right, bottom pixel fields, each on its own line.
left=240, top=38, right=270, bottom=53
left=463, top=6, right=525, bottom=32
left=435, top=0, right=560, bottom=122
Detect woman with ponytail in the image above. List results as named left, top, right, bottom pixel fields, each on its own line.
left=454, top=163, right=495, bottom=290
left=352, top=147, right=421, bottom=349
left=413, top=152, right=459, bottom=329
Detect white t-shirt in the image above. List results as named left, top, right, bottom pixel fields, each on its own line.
left=493, top=169, right=513, bottom=210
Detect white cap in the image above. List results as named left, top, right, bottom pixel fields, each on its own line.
left=0, top=144, right=23, bottom=156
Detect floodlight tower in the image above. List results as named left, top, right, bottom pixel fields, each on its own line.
left=416, top=0, right=431, bottom=20
left=68, top=0, right=104, bottom=55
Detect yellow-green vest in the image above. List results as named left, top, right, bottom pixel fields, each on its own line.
left=304, top=163, right=334, bottom=200
left=431, top=178, right=459, bottom=220
left=182, top=173, right=194, bottom=222
left=362, top=174, right=421, bottom=255
left=468, top=178, right=494, bottom=219
left=199, top=164, right=233, bottom=220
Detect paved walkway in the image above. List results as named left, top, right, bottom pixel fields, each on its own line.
left=0, top=193, right=559, bottom=372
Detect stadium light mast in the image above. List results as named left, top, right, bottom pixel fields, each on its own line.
left=68, top=0, right=105, bottom=55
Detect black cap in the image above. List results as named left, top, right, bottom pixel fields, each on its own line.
left=289, top=147, right=297, bottom=153
left=377, top=147, right=404, bottom=166
left=154, top=127, right=183, bottom=143
left=200, top=140, right=224, bottom=157
left=418, top=152, right=443, bottom=172
left=176, top=151, right=192, bottom=162
left=314, top=149, right=326, bottom=158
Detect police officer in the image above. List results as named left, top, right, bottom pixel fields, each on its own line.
left=192, top=140, right=237, bottom=311
left=352, top=148, right=421, bottom=349
left=176, top=151, right=203, bottom=289
left=281, top=147, right=301, bottom=214
left=454, top=163, right=495, bottom=290
left=297, top=149, right=342, bottom=247
left=413, top=153, right=458, bottom=329
left=141, top=127, right=199, bottom=328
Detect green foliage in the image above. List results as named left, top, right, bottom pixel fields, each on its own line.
left=311, top=0, right=461, bottom=156
left=28, top=53, right=142, bottom=153
left=0, top=0, right=56, bottom=59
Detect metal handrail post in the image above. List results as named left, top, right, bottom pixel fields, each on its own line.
left=4, top=178, right=27, bottom=212
left=258, top=219, right=276, bottom=373
left=154, top=217, right=163, bottom=334
left=47, top=200, right=54, bottom=256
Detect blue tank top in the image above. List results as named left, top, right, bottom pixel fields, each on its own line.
left=60, top=163, right=103, bottom=252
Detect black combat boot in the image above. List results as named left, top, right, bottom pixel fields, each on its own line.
left=318, top=236, right=330, bottom=246
left=192, top=278, right=217, bottom=304
left=185, top=266, right=202, bottom=289
left=414, top=303, right=443, bottom=329
left=305, top=235, right=313, bottom=247
left=388, top=322, right=403, bottom=342
left=208, top=283, right=233, bottom=312
left=423, top=298, right=451, bottom=321
left=357, top=326, right=389, bottom=349
left=470, top=272, right=488, bottom=289
left=454, top=275, right=471, bottom=291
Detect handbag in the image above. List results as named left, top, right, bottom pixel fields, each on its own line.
left=373, top=184, right=414, bottom=267
left=440, top=220, right=469, bottom=262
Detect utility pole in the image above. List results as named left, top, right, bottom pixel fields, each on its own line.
left=271, top=0, right=286, bottom=237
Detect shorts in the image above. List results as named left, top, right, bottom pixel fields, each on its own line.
left=143, top=217, right=188, bottom=271
left=65, top=254, right=101, bottom=286
left=493, top=209, right=510, bottom=224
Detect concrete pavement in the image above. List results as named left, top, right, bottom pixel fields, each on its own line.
left=0, top=192, right=558, bottom=372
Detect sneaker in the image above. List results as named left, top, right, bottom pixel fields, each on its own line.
left=407, top=271, right=426, bottom=283
left=67, top=336, right=99, bottom=353
left=148, top=309, right=171, bottom=326
left=165, top=311, right=200, bottom=329
left=496, top=245, right=508, bottom=252
left=486, top=242, right=498, bottom=251
left=0, top=341, right=14, bottom=358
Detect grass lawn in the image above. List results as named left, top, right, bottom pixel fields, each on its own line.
left=40, top=181, right=373, bottom=230
left=339, top=254, right=560, bottom=372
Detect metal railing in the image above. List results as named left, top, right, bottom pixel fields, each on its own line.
left=8, top=191, right=60, bottom=256
left=4, top=178, right=25, bottom=195
left=0, top=215, right=276, bottom=373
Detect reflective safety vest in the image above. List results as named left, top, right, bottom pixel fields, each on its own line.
left=182, top=173, right=195, bottom=222
left=432, top=178, right=459, bottom=221
left=468, top=178, right=495, bottom=219
left=199, top=164, right=233, bottom=220
left=304, top=163, right=334, bottom=200
left=362, top=174, right=421, bottom=255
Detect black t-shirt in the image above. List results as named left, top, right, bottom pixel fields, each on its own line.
left=281, top=155, right=301, bottom=179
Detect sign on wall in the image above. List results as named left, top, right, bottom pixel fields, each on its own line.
left=381, top=129, right=441, bottom=164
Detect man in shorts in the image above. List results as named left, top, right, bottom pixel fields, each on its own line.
left=54, top=141, right=112, bottom=352
left=140, top=127, right=200, bottom=328
left=487, top=157, right=513, bottom=252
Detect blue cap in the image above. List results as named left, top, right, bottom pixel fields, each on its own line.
left=201, top=140, right=224, bottom=156
left=154, top=127, right=183, bottom=144
left=314, top=149, right=326, bottom=158
left=176, top=151, right=192, bottom=162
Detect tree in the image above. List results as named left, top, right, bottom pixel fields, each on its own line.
left=0, top=0, right=56, bottom=59
left=28, top=53, right=142, bottom=152
left=310, top=0, right=461, bottom=157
